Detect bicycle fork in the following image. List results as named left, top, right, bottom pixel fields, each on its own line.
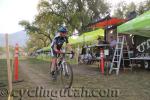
left=62, top=61, right=69, bottom=75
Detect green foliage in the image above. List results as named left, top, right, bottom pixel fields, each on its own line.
left=113, top=0, right=150, bottom=18
left=113, top=1, right=133, bottom=18
left=37, top=53, right=51, bottom=61
left=19, top=0, right=149, bottom=54
left=0, top=59, right=8, bottom=85
left=138, top=0, right=150, bottom=15
left=19, top=0, right=110, bottom=52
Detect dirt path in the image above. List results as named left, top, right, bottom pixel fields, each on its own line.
left=18, top=59, right=74, bottom=100
left=11, top=58, right=150, bottom=100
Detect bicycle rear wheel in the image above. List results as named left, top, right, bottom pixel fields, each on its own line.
left=60, top=62, right=73, bottom=89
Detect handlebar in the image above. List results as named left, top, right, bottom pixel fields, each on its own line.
left=62, top=52, right=74, bottom=54
left=59, top=52, right=74, bottom=59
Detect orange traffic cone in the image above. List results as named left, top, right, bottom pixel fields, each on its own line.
left=14, top=43, right=19, bottom=81
left=13, top=43, right=23, bottom=83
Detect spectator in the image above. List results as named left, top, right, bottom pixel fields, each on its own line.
left=110, top=36, right=117, bottom=48
left=109, top=36, right=117, bottom=58
left=97, top=37, right=103, bottom=45
left=95, top=37, right=103, bottom=57
left=81, top=45, right=86, bottom=55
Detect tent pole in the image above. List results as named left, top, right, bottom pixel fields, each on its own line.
left=104, top=29, right=107, bottom=42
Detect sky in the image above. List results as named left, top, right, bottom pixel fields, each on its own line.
left=0, top=0, right=39, bottom=34
left=0, top=0, right=146, bottom=34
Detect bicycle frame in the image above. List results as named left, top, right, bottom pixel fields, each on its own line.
left=51, top=52, right=73, bottom=88
left=57, top=54, right=69, bottom=74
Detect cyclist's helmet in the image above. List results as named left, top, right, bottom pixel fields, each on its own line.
left=58, top=26, right=67, bottom=33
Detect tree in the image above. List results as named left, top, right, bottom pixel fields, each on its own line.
left=26, top=34, right=47, bottom=53
left=113, top=1, right=137, bottom=19
left=145, top=0, right=150, bottom=11
left=137, top=0, right=150, bottom=15
left=138, top=3, right=145, bottom=15
left=113, top=0, right=150, bottom=19
left=19, top=20, right=52, bottom=42
left=125, top=2, right=137, bottom=17
left=113, top=1, right=127, bottom=18
left=37, top=0, right=110, bottom=32
left=19, top=0, right=110, bottom=52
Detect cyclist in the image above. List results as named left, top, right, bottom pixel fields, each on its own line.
left=50, top=26, right=73, bottom=80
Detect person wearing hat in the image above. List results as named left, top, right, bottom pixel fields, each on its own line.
left=50, top=26, right=73, bottom=80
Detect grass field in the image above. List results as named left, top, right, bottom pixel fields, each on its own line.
left=0, top=59, right=8, bottom=86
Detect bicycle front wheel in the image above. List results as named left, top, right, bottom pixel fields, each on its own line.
left=60, top=62, right=73, bottom=89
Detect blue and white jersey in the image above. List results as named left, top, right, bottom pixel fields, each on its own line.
left=51, top=34, right=68, bottom=50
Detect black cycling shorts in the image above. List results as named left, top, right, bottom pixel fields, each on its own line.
left=50, top=48, right=60, bottom=58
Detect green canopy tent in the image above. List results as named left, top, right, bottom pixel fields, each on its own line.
left=117, top=10, right=150, bottom=37
left=69, top=29, right=104, bottom=45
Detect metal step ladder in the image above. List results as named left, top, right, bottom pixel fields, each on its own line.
left=109, top=35, right=131, bottom=75
left=122, top=37, right=132, bottom=71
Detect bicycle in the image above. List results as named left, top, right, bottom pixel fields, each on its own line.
left=50, top=52, right=74, bottom=89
